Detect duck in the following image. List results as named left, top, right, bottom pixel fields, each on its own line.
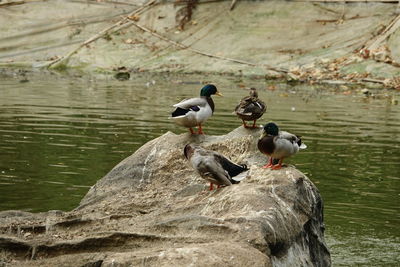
left=234, top=87, right=266, bottom=128
left=184, top=144, right=248, bottom=190
left=257, top=122, right=306, bottom=170
left=171, top=84, right=222, bottom=134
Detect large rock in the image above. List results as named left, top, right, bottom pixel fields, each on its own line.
left=0, top=127, right=331, bottom=266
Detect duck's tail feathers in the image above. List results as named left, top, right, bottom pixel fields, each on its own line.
left=296, top=135, right=307, bottom=150
left=231, top=168, right=249, bottom=183
left=218, top=155, right=248, bottom=177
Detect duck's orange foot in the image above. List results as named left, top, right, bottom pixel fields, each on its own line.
left=262, top=164, right=273, bottom=169
left=271, top=164, right=282, bottom=170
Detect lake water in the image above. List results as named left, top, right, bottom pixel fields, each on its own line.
left=0, top=71, right=399, bottom=266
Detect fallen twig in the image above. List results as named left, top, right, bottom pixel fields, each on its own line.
left=363, top=14, right=400, bottom=52
left=130, top=21, right=255, bottom=65
left=46, top=0, right=157, bottom=69
left=0, top=0, right=42, bottom=7
left=0, top=0, right=25, bottom=7
left=316, top=15, right=367, bottom=24
left=230, top=0, right=238, bottom=10
left=129, top=19, right=288, bottom=73
left=173, top=0, right=232, bottom=5
left=361, top=78, right=385, bottom=84
left=69, top=0, right=140, bottom=6
left=312, top=3, right=342, bottom=14
left=294, top=0, right=398, bottom=2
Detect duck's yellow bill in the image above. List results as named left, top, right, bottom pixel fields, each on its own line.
left=216, top=91, right=223, bottom=96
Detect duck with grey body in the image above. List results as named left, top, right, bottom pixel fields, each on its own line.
left=184, top=144, right=248, bottom=190
left=258, top=122, right=307, bottom=170
left=171, top=84, right=222, bottom=135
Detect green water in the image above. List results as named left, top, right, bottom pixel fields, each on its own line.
left=0, top=72, right=399, bottom=265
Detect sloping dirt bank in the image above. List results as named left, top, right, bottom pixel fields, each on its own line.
left=0, top=0, right=399, bottom=88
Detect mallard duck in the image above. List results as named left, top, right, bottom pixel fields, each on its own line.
left=171, top=84, right=222, bottom=134
left=234, top=88, right=266, bottom=128
left=257, top=122, right=306, bottom=170
left=184, top=144, right=248, bottom=190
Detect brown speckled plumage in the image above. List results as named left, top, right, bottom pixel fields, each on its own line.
left=234, top=88, right=266, bottom=127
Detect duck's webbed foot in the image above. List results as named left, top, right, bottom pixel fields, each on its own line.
left=189, top=128, right=195, bottom=134
left=262, top=157, right=274, bottom=169
left=262, top=164, right=273, bottom=169
left=251, top=120, right=257, bottom=128
left=209, top=182, right=214, bottom=191
left=271, top=159, right=283, bottom=170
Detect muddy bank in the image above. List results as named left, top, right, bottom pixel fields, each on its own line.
left=0, top=127, right=331, bottom=266
left=0, top=0, right=399, bottom=88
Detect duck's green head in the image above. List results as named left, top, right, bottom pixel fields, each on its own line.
left=263, top=122, right=279, bottom=136
left=200, top=84, right=222, bottom=97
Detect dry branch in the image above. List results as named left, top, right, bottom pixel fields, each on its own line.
left=0, top=0, right=43, bottom=7
left=230, top=0, right=238, bottom=10
left=363, top=14, right=400, bottom=51
left=0, top=0, right=24, bottom=7
left=129, top=19, right=288, bottom=73
left=172, top=0, right=232, bottom=5
left=312, top=3, right=342, bottom=14
left=69, top=0, right=139, bottom=6
left=46, top=0, right=157, bottom=69
left=361, top=78, right=386, bottom=84
left=294, top=0, right=398, bottom=2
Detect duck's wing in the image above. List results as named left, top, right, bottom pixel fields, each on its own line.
left=235, top=98, right=266, bottom=116
left=171, top=98, right=207, bottom=118
left=243, top=102, right=265, bottom=115
left=213, top=153, right=248, bottom=178
left=254, top=99, right=267, bottom=113
left=279, top=131, right=306, bottom=149
left=279, top=131, right=297, bottom=142
left=234, top=96, right=252, bottom=115
left=173, top=97, right=207, bottom=109
left=193, top=154, right=233, bottom=186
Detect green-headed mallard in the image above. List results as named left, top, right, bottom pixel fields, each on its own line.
left=184, top=144, right=248, bottom=190
left=234, top=88, right=266, bottom=128
left=171, top=84, right=222, bottom=134
left=257, top=122, right=306, bottom=170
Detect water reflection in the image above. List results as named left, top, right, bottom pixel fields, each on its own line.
left=0, top=72, right=399, bottom=265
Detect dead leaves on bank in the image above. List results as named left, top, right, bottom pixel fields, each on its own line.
left=359, top=45, right=400, bottom=67
left=383, top=76, right=400, bottom=90
left=283, top=53, right=400, bottom=90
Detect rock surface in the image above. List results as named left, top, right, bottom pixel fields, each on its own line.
left=0, top=127, right=331, bottom=266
